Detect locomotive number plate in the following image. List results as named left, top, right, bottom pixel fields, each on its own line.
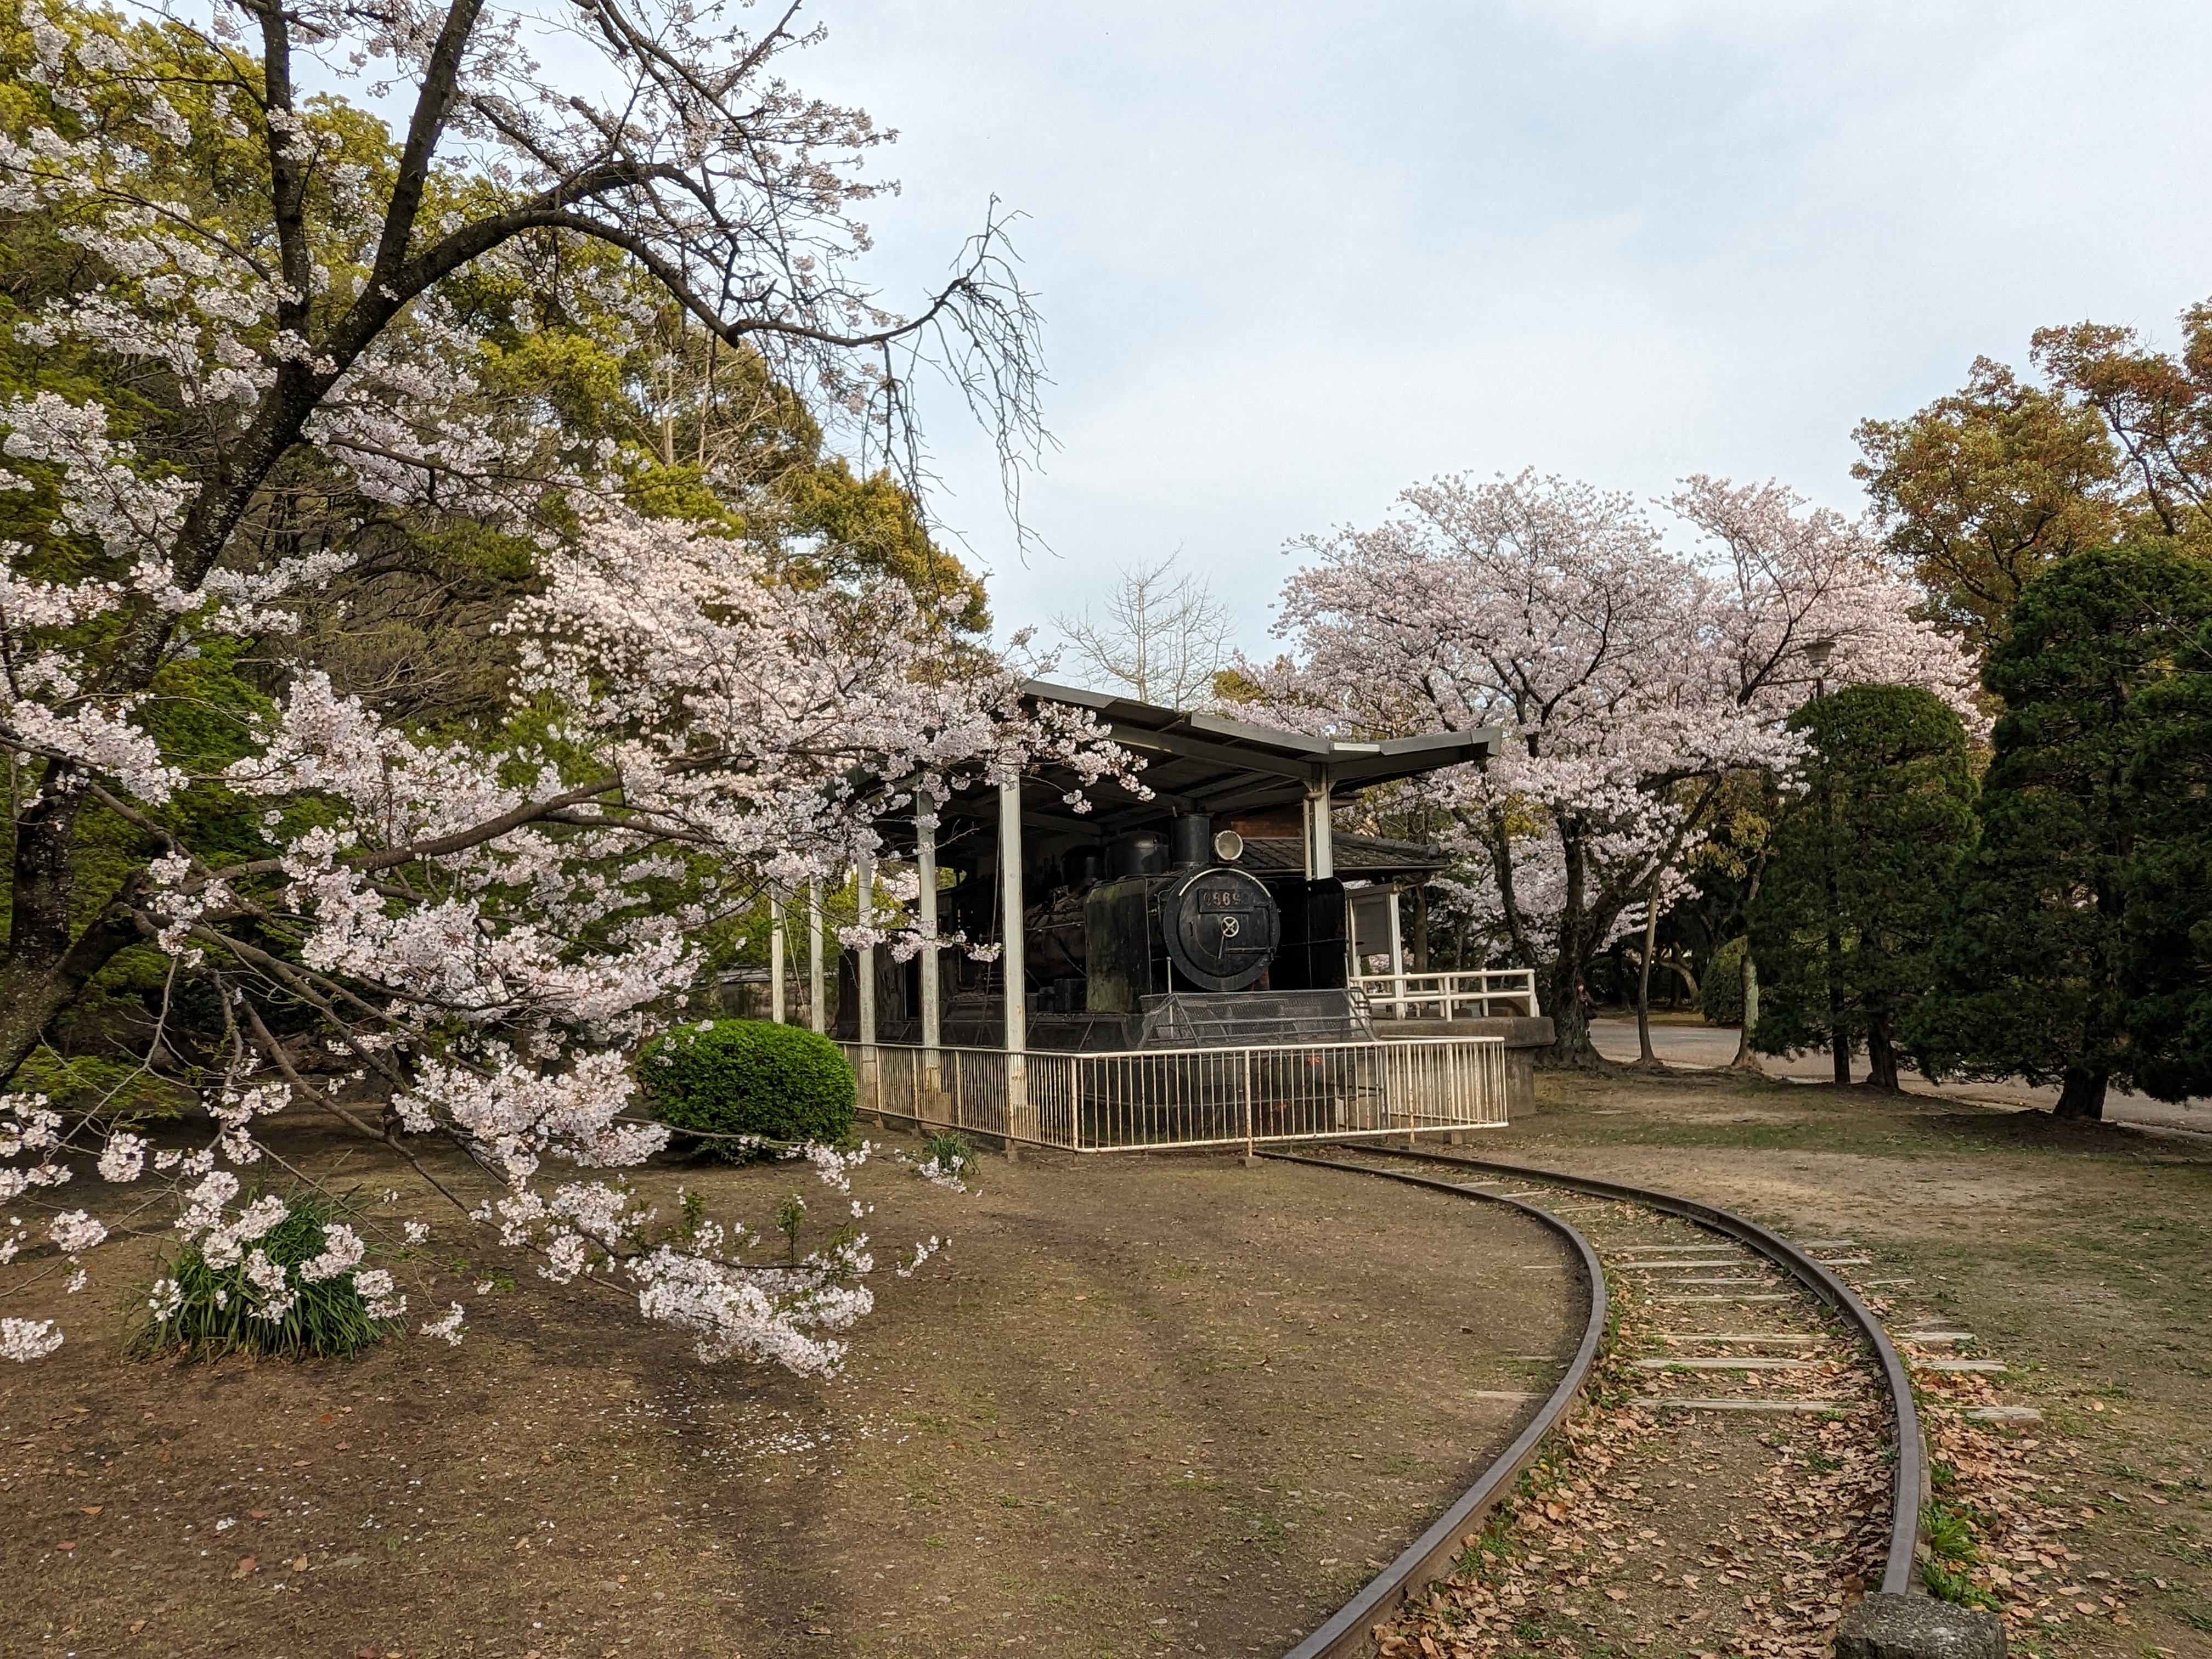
left=1198, top=889, right=1245, bottom=909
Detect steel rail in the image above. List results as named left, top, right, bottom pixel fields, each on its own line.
left=1334, top=1146, right=1921, bottom=1590
left=1264, top=1152, right=1610, bottom=1659
left=1270, top=1144, right=1926, bottom=1659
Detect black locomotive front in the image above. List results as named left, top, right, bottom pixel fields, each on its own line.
left=1070, top=816, right=1279, bottom=1015
left=845, top=807, right=1361, bottom=1056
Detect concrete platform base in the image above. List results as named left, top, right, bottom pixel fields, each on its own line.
left=1834, top=1593, right=2006, bottom=1659
left=1377, top=1015, right=1555, bottom=1119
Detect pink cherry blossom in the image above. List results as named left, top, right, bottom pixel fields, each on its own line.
left=1253, top=470, right=1975, bottom=1050
left=0, top=0, right=1127, bottom=1369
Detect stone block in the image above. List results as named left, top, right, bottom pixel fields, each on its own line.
left=1833, top=1593, right=2005, bottom=1659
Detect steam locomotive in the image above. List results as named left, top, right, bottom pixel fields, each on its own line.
left=841, top=809, right=1365, bottom=1051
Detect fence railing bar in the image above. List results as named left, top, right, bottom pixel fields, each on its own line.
left=833, top=1036, right=1508, bottom=1155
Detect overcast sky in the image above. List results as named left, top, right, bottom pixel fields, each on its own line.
left=791, top=1, right=2212, bottom=660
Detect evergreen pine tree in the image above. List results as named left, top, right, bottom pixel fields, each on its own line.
left=2120, top=611, right=2212, bottom=1101
left=1750, top=685, right=1977, bottom=1090
left=1915, top=544, right=2212, bottom=1117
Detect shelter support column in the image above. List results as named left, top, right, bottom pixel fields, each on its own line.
left=856, top=856, right=879, bottom=1120
left=999, top=776, right=1030, bottom=1154
left=807, top=879, right=825, bottom=1035
left=769, top=890, right=787, bottom=1023
left=1306, top=775, right=1335, bottom=881
left=918, top=798, right=942, bottom=1098
left=1386, top=887, right=1406, bottom=1018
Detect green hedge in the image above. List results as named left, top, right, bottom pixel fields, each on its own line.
left=640, top=1020, right=855, bottom=1157
left=1702, top=936, right=1747, bottom=1026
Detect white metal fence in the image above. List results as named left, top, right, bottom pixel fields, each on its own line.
left=840, top=1036, right=1509, bottom=1154
left=1350, top=967, right=1541, bottom=1021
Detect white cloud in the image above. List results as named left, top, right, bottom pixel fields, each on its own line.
left=597, top=2, right=2212, bottom=659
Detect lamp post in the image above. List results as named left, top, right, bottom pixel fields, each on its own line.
left=1802, top=638, right=1849, bottom=1087
left=1805, top=636, right=1832, bottom=699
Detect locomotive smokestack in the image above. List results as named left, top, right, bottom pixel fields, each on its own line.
left=1169, top=812, right=1214, bottom=869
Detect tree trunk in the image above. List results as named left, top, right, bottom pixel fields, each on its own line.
left=1539, top=826, right=1604, bottom=1068
left=1410, top=884, right=1429, bottom=973
left=1731, top=950, right=1762, bottom=1069
left=2053, top=1068, right=2108, bottom=1120
left=1635, top=872, right=1661, bottom=1068
left=1816, top=757, right=1851, bottom=1087
left=1823, top=890, right=1849, bottom=1085
left=1864, top=1018, right=1902, bottom=1092
left=1544, top=956, right=1602, bottom=1067
left=0, top=896, right=145, bottom=1087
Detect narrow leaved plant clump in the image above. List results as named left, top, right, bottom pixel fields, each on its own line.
left=132, top=1186, right=400, bottom=1361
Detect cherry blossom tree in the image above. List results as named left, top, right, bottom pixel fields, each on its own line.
left=1254, top=470, right=1974, bottom=1064
left=0, top=0, right=1121, bottom=1368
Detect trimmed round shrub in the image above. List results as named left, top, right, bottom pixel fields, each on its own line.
left=641, top=1019, right=856, bottom=1156
left=1703, top=936, right=1747, bottom=1026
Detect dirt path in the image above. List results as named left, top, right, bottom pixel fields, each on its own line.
left=0, top=1137, right=1575, bottom=1658
left=1584, top=1014, right=2212, bottom=1139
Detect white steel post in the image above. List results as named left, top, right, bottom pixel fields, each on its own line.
left=855, top=860, right=876, bottom=1043
left=1386, top=888, right=1406, bottom=1019
left=806, top=878, right=826, bottom=1035
left=918, top=797, right=941, bottom=1097
left=1307, top=775, right=1338, bottom=980
left=769, top=890, right=786, bottom=1024
left=1242, top=1049, right=1256, bottom=1166
left=855, top=857, right=879, bottom=1120
left=999, top=776, right=1028, bottom=1155
left=1310, top=777, right=1335, bottom=879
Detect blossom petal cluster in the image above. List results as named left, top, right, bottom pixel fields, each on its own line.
left=1255, top=470, right=1977, bottom=988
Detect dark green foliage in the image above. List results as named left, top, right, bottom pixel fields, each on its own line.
left=134, top=1189, right=396, bottom=1362
left=2120, top=614, right=2212, bottom=1101
left=640, top=1019, right=855, bottom=1156
left=1915, top=544, right=2212, bottom=1115
left=1702, top=936, right=1746, bottom=1026
left=1918, top=1500, right=2002, bottom=1610
left=1751, top=684, right=1978, bottom=1089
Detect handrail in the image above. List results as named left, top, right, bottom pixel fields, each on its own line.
left=840, top=1033, right=1508, bottom=1062
left=1350, top=967, right=1541, bottom=1019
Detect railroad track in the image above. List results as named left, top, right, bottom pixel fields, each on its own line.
left=1271, top=1144, right=1929, bottom=1659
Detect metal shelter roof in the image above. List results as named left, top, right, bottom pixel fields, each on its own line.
left=1231, top=833, right=1448, bottom=882
left=1008, top=680, right=1498, bottom=833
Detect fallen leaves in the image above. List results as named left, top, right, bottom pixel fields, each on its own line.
left=1915, top=1369, right=2102, bottom=1631
left=1376, top=1229, right=1893, bottom=1659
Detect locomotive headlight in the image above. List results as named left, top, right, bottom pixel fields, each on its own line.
left=1212, top=830, right=1244, bottom=862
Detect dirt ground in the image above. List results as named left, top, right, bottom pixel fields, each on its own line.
left=0, top=1126, right=1576, bottom=1659
left=1468, top=1066, right=2212, bottom=1659
left=9, top=1066, right=2206, bottom=1659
